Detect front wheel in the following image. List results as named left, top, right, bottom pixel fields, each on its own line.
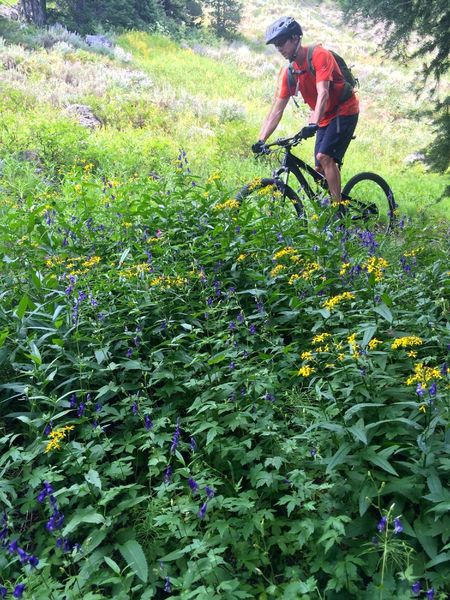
left=235, top=178, right=305, bottom=219
left=342, top=172, right=397, bottom=232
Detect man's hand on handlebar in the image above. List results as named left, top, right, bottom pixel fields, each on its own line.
left=299, top=123, right=318, bottom=139
left=251, top=140, right=268, bottom=155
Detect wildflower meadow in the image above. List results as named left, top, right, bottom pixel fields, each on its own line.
left=0, top=152, right=448, bottom=599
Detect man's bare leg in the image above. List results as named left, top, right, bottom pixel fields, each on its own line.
left=316, top=152, right=341, bottom=202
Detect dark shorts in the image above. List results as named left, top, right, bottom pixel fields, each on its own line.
left=315, top=113, right=359, bottom=167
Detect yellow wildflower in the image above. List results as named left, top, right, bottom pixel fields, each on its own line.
left=419, top=404, right=427, bottom=413
left=338, top=353, right=346, bottom=361
left=331, top=199, right=350, bottom=207
left=273, top=247, right=296, bottom=261
left=301, top=260, right=321, bottom=280
left=404, top=247, right=423, bottom=257
left=45, top=425, right=75, bottom=453
left=81, top=256, right=101, bottom=268
left=365, top=256, right=389, bottom=282
left=297, top=365, right=315, bottom=377
left=316, top=345, right=330, bottom=353
left=391, top=336, right=423, bottom=350
left=406, top=363, right=442, bottom=386
left=312, top=333, right=331, bottom=345
left=368, top=338, right=382, bottom=350
left=270, top=264, right=285, bottom=278
left=339, top=263, right=350, bottom=276
left=237, top=254, right=247, bottom=262
left=301, top=351, right=313, bottom=361
left=348, top=333, right=358, bottom=355
left=323, top=291, right=355, bottom=311
left=407, top=350, right=418, bottom=358
left=288, top=273, right=300, bottom=285
left=213, top=199, right=240, bottom=211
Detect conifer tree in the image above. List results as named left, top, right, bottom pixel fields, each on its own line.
left=338, top=0, right=449, bottom=173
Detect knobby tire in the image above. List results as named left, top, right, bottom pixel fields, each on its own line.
left=342, top=171, right=396, bottom=232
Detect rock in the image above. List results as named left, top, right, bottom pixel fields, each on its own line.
left=0, top=5, right=21, bottom=20
left=85, top=34, right=113, bottom=49
left=65, top=104, right=103, bottom=129
left=17, top=150, right=42, bottom=164
left=404, top=152, right=426, bottom=165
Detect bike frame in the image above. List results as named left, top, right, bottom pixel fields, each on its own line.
left=267, top=140, right=352, bottom=202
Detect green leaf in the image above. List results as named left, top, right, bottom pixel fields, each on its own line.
left=362, top=325, right=377, bottom=348
left=326, top=443, right=353, bottom=475
left=425, top=552, right=450, bottom=569
left=373, top=303, right=393, bottom=323
left=104, top=556, right=121, bottom=574
left=348, top=419, right=368, bottom=445
left=85, top=469, right=102, bottom=491
left=364, top=450, right=399, bottom=476
left=117, top=539, right=148, bottom=582
left=15, top=294, right=29, bottom=319
left=63, top=507, right=105, bottom=536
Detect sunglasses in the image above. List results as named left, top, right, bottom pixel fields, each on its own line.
left=274, top=37, right=290, bottom=49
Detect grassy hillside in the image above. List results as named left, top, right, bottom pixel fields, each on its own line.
left=0, top=3, right=449, bottom=599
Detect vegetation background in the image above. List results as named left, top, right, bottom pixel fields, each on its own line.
left=0, top=0, right=448, bottom=598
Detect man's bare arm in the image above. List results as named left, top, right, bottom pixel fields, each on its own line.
left=310, top=80, right=330, bottom=125
left=258, top=96, right=290, bottom=142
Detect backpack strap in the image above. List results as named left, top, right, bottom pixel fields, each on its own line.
left=306, top=45, right=317, bottom=76
left=307, top=44, right=353, bottom=104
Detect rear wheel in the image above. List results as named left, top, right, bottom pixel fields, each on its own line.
left=342, top=172, right=396, bottom=232
left=235, top=178, right=305, bottom=219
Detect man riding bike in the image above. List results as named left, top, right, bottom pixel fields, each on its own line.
left=253, top=16, right=359, bottom=205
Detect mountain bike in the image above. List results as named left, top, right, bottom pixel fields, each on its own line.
left=236, top=132, right=397, bottom=231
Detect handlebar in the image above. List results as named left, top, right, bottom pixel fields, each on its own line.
left=254, top=132, right=305, bottom=156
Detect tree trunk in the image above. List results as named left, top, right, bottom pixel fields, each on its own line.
left=21, top=0, right=47, bottom=26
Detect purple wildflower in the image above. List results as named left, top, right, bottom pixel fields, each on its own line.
left=426, top=589, right=435, bottom=600
left=205, top=486, right=215, bottom=499
left=249, top=324, right=256, bottom=335
left=310, top=447, right=317, bottom=457
left=393, top=517, right=403, bottom=534
left=38, top=481, right=53, bottom=502
left=198, top=502, right=208, bottom=520
left=164, top=576, right=171, bottom=593
left=13, top=584, right=26, bottom=599
left=170, top=419, right=181, bottom=454
left=163, top=465, right=172, bottom=484
left=28, top=554, right=39, bottom=567
left=429, top=382, right=437, bottom=397
left=229, top=321, right=236, bottom=331
left=145, top=415, right=153, bottom=430
left=77, top=402, right=85, bottom=417
left=132, top=401, right=138, bottom=415
left=237, top=312, right=244, bottom=324
left=0, top=587, right=7, bottom=598
left=69, top=393, right=77, bottom=408
left=188, top=478, right=199, bottom=494
left=44, top=421, right=52, bottom=436
left=189, top=437, right=197, bottom=452
left=126, top=348, right=132, bottom=358
left=377, top=516, right=387, bottom=532
left=412, top=581, right=421, bottom=595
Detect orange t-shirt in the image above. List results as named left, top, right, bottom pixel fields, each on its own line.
left=277, top=45, right=359, bottom=127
